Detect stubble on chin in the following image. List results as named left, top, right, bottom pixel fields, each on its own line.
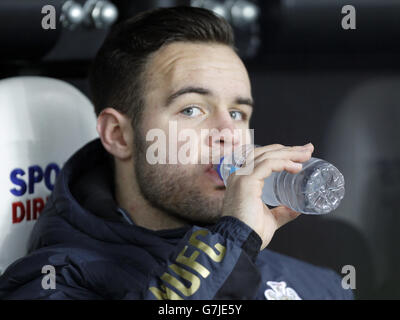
left=132, top=133, right=223, bottom=225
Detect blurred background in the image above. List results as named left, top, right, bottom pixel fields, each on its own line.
left=1, top=0, right=399, bottom=299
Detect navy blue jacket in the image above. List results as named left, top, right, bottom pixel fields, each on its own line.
left=0, top=139, right=353, bottom=300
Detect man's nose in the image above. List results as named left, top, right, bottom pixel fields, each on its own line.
left=205, top=113, right=241, bottom=151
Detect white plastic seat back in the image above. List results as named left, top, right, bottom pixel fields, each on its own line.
left=0, top=76, right=98, bottom=275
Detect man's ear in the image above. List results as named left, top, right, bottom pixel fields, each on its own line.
left=96, top=108, right=133, bottom=160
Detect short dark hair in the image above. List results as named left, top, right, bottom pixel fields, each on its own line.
left=89, top=6, right=235, bottom=126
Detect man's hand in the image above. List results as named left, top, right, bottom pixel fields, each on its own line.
left=221, top=143, right=314, bottom=250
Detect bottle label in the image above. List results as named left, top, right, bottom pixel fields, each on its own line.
left=229, top=165, right=239, bottom=175
left=217, top=156, right=240, bottom=181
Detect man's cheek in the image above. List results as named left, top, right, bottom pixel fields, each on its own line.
left=167, top=137, right=199, bottom=165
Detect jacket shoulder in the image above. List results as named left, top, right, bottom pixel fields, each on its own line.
left=0, top=245, right=139, bottom=299
left=256, top=249, right=354, bottom=300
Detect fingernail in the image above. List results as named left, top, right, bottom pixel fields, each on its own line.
left=293, top=162, right=303, bottom=170
left=304, top=143, right=313, bottom=148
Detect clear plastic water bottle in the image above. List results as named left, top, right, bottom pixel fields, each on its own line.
left=215, top=145, right=345, bottom=215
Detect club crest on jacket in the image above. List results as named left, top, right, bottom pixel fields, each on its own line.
left=264, top=281, right=302, bottom=300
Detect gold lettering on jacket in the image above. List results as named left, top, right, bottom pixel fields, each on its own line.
left=149, top=284, right=183, bottom=300
left=149, top=229, right=227, bottom=299
left=189, top=229, right=226, bottom=262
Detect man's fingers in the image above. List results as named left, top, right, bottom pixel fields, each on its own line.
left=253, top=144, right=313, bottom=159
left=253, top=148, right=312, bottom=166
left=234, top=158, right=302, bottom=179
left=239, top=144, right=285, bottom=165
left=234, top=143, right=314, bottom=179
left=270, top=206, right=301, bottom=229
left=246, top=143, right=313, bottom=165
left=251, top=158, right=303, bottom=179
left=236, top=143, right=313, bottom=170
left=254, top=144, right=285, bottom=154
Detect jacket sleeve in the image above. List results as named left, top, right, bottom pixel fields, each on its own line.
left=139, top=216, right=263, bottom=300
left=0, top=248, right=104, bottom=300
left=0, top=216, right=262, bottom=300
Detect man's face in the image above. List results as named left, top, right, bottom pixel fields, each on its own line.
left=133, top=42, right=253, bottom=225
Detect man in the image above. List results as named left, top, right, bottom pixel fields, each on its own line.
left=0, top=6, right=352, bottom=300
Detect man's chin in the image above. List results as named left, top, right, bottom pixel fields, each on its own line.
left=181, top=194, right=224, bottom=226
left=188, top=213, right=222, bottom=227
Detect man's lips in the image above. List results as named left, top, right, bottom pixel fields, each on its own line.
left=205, top=164, right=226, bottom=187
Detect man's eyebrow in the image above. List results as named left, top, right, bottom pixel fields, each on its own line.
left=165, top=85, right=254, bottom=108
left=165, top=86, right=211, bottom=106
left=235, top=97, right=254, bottom=108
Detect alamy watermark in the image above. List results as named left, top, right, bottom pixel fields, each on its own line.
left=341, top=264, right=356, bottom=290
left=144, top=121, right=254, bottom=173
left=342, top=5, right=356, bottom=30
left=41, top=264, right=56, bottom=290
left=41, top=5, right=56, bottom=30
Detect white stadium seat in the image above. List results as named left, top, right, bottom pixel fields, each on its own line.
left=0, top=76, right=98, bottom=275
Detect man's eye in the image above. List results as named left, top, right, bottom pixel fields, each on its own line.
left=230, top=110, right=244, bottom=121
left=180, top=106, right=203, bottom=117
